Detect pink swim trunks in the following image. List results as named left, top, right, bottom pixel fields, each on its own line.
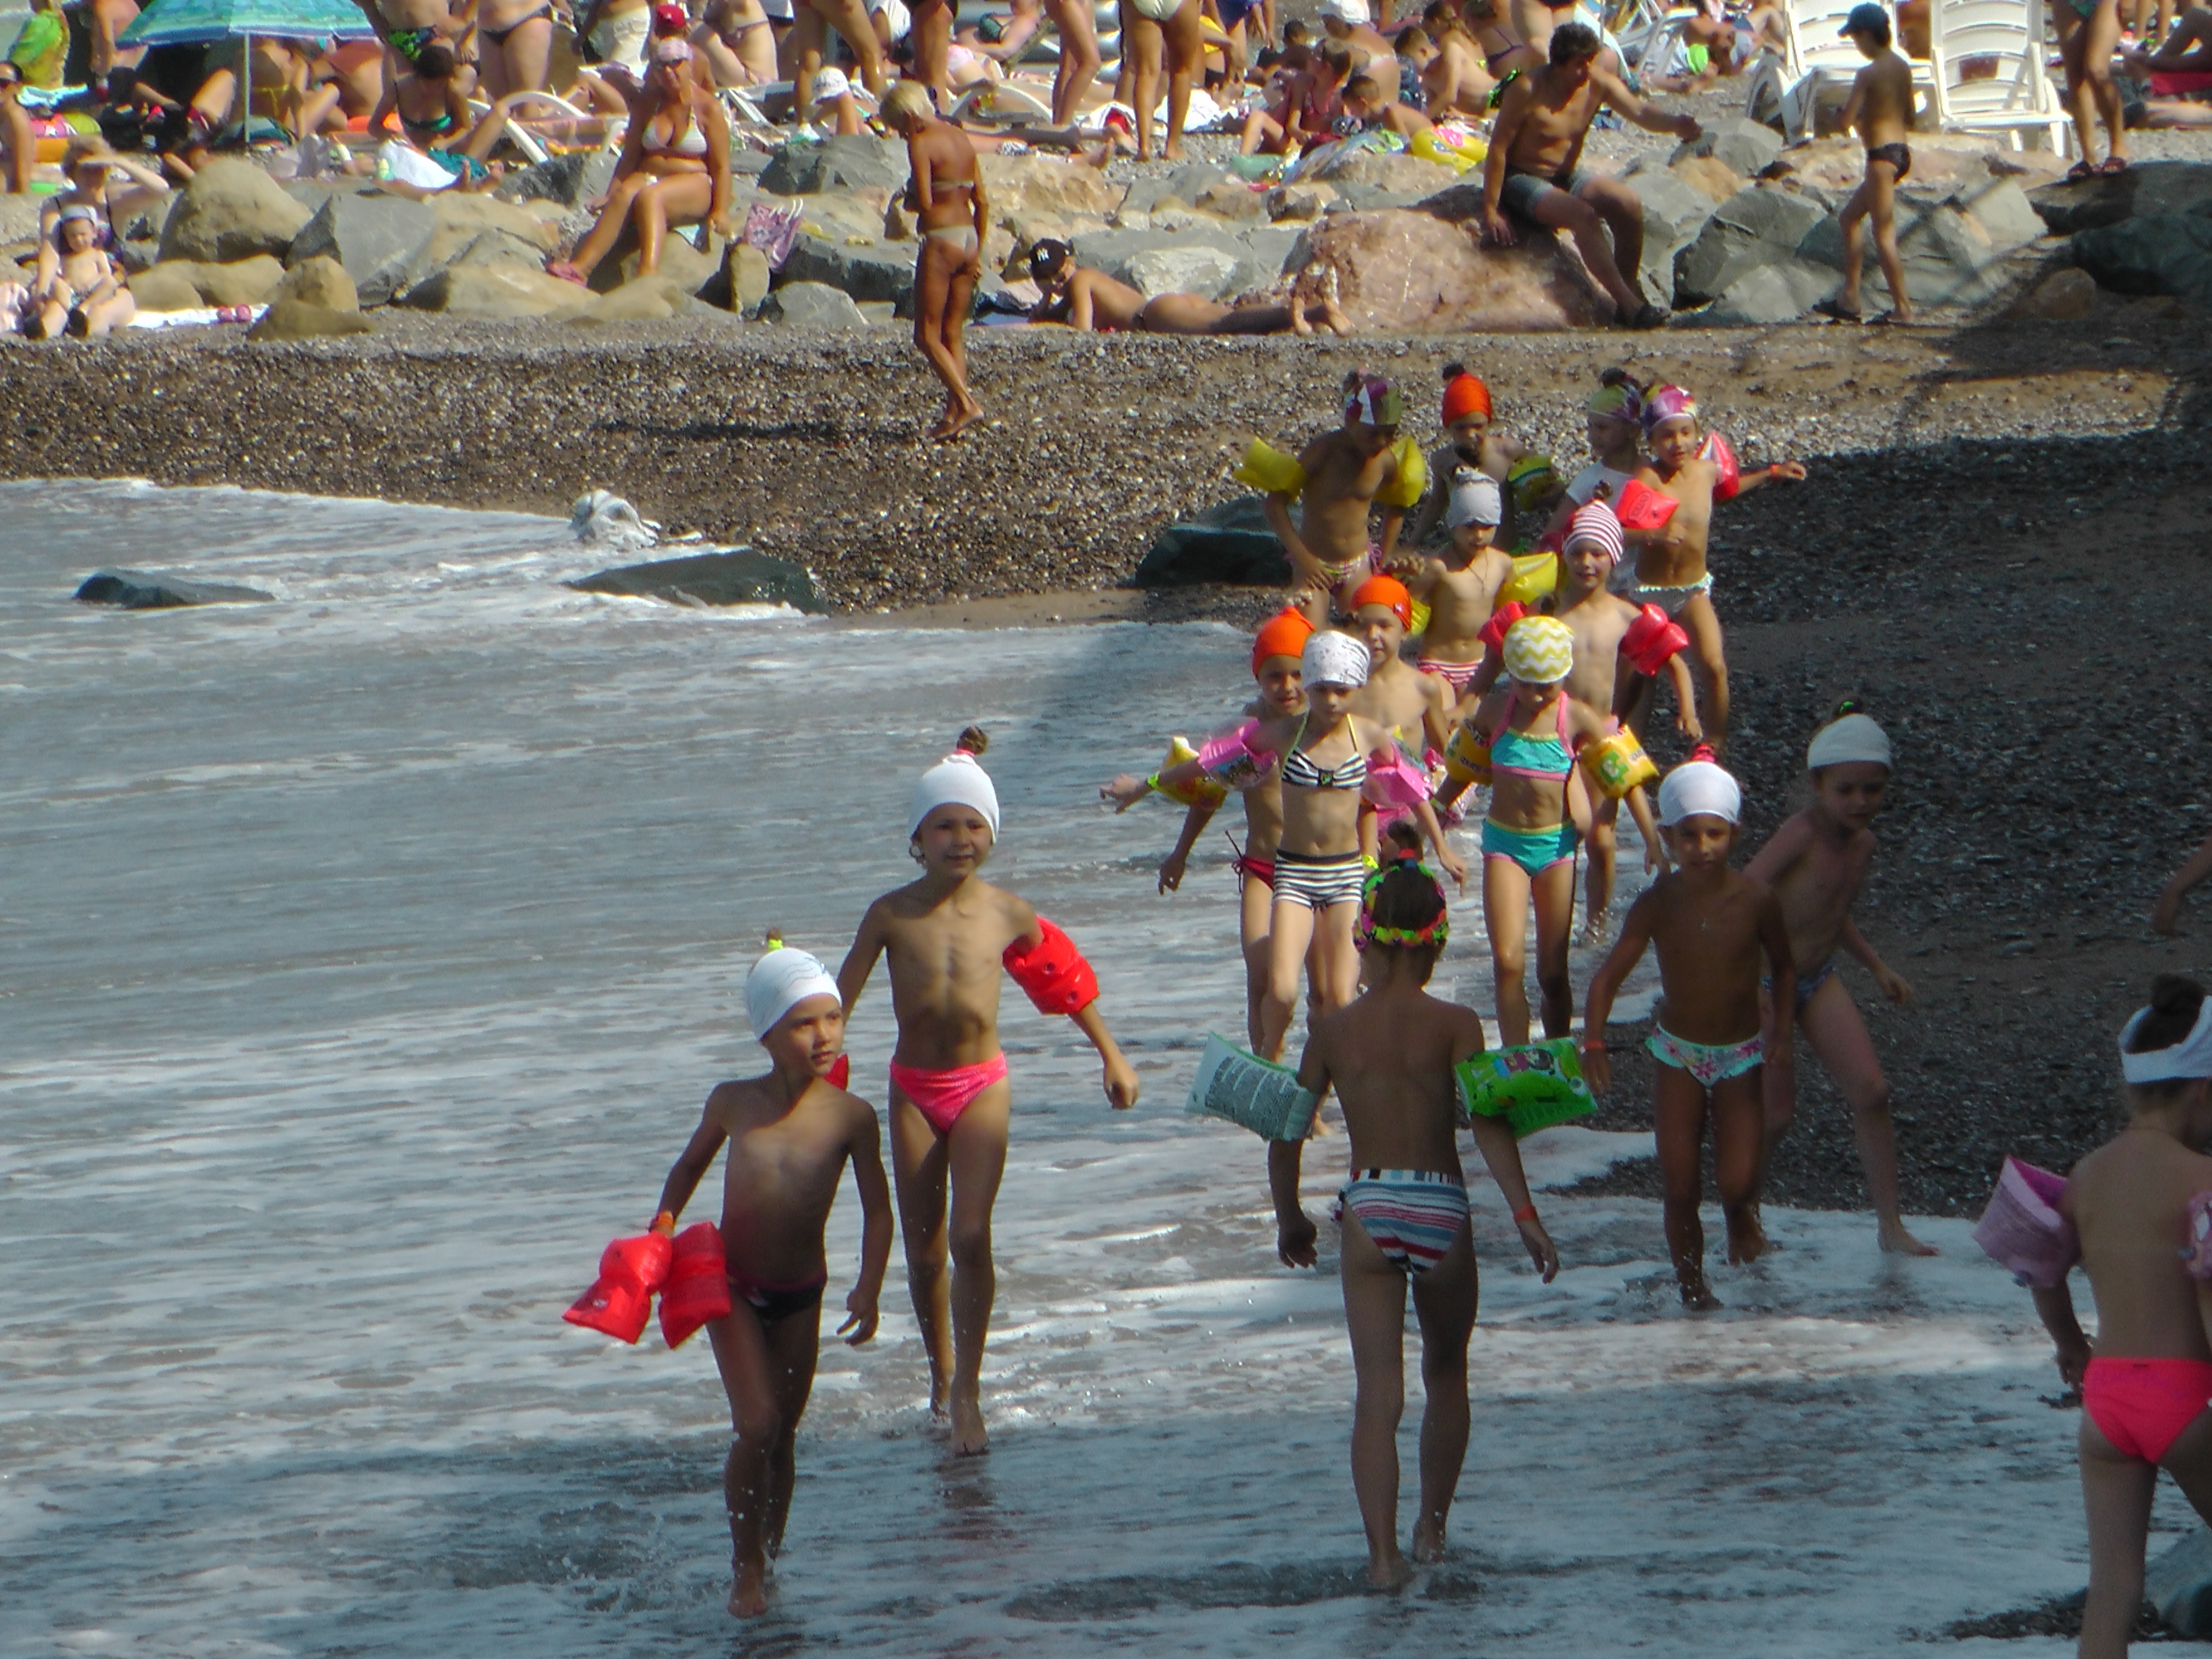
left=888, top=1053, right=1010, bottom=1136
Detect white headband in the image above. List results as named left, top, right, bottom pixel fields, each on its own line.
left=1808, top=713, right=1892, bottom=771
left=746, top=944, right=839, bottom=1042
left=2120, top=1000, right=2212, bottom=1084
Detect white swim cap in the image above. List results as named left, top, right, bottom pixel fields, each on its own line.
left=746, top=940, right=840, bottom=1042
left=1301, top=628, right=1372, bottom=690
left=1446, top=470, right=1503, bottom=529
left=1657, top=758, right=1742, bottom=827
left=909, top=748, right=1001, bottom=840
left=1807, top=711, right=1892, bottom=772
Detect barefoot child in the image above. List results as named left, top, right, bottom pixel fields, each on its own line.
left=1346, top=572, right=1459, bottom=780
left=1538, top=368, right=1645, bottom=544
left=2031, top=976, right=2212, bottom=1659
left=1583, top=755, right=1795, bottom=1308
left=1408, top=366, right=1531, bottom=548
left=647, top=940, right=894, bottom=1618
left=1745, top=707, right=1934, bottom=1256
left=884, top=81, right=988, bottom=442
left=1628, top=384, right=1806, bottom=749
left=1815, top=4, right=1915, bottom=327
left=1406, top=470, right=1514, bottom=699
left=1271, top=830, right=1559, bottom=1588
left=839, top=731, right=1139, bottom=1454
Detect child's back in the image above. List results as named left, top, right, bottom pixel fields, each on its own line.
left=2072, top=1131, right=2212, bottom=1360
left=1310, top=980, right=1480, bottom=1175
left=1853, top=48, right=1912, bottom=148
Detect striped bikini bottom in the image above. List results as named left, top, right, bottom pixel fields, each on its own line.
left=1336, top=1169, right=1470, bottom=1275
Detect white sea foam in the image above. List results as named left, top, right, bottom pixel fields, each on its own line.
left=0, top=480, right=2126, bottom=1656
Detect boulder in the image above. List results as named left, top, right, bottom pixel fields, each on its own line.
left=126, top=262, right=205, bottom=313
left=1126, top=244, right=1242, bottom=300
left=580, top=273, right=705, bottom=321
left=1194, top=179, right=1267, bottom=220
left=759, top=279, right=868, bottom=329
left=2028, top=159, right=2212, bottom=234
left=2148, top=1527, right=2212, bottom=1638
left=1071, top=224, right=1241, bottom=284
left=2013, top=264, right=2097, bottom=320
left=979, top=151, right=1121, bottom=219
left=75, top=569, right=274, bottom=608
left=286, top=190, right=435, bottom=306
left=2071, top=211, right=2212, bottom=300
left=399, top=262, right=594, bottom=317
left=1297, top=208, right=1609, bottom=331
left=429, top=191, right=559, bottom=251
left=725, top=239, right=771, bottom=312
left=1121, top=163, right=1232, bottom=215
left=1133, top=497, right=1290, bottom=588
left=795, top=185, right=896, bottom=241
left=247, top=297, right=376, bottom=340
left=568, top=549, right=828, bottom=613
left=1670, top=116, right=1782, bottom=180
left=270, top=254, right=358, bottom=311
left=1309, top=147, right=1458, bottom=195
left=159, top=159, right=313, bottom=263
left=494, top=151, right=591, bottom=206
left=1673, top=185, right=1830, bottom=307
left=1700, top=256, right=1839, bottom=324
left=1797, top=184, right=2048, bottom=308
left=441, top=226, right=558, bottom=275
left=1623, top=169, right=1723, bottom=307
left=1669, top=154, right=1746, bottom=203
left=600, top=230, right=721, bottom=296
left=780, top=233, right=915, bottom=307
left=760, top=134, right=909, bottom=195
left=165, top=255, right=286, bottom=306
left=1267, top=181, right=1338, bottom=221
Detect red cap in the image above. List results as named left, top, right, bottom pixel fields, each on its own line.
left=1251, top=607, right=1315, bottom=676
left=1442, top=371, right=1492, bottom=426
left=1348, top=573, right=1412, bottom=629
left=651, top=2, right=689, bottom=35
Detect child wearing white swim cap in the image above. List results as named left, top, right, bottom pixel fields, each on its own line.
left=1743, top=702, right=1932, bottom=1258
left=1584, top=749, right=1796, bottom=1310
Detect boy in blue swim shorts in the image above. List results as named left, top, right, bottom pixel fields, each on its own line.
left=1582, top=754, right=1795, bottom=1308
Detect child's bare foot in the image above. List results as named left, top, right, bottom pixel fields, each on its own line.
left=1319, top=266, right=1352, bottom=336
left=1678, top=1271, right=1722, bottom=1311
left=1410, top=1515, right=1447, bottom=1564
left=1879, top=1219, right=1938, bottom=1257
left=938, top=400, right=985, bottom=442
left=1366, top=1549, right=1415, bottom=1589
left=1725, top=1211, right=1768, bottom=1265
left=950, top=1386, right=990, bottom=1455
left=727, top=1560, right=770, bottom=1618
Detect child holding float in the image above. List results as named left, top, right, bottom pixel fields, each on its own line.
left=565, top=938, right=892, bottom=1621
left=838, top=730, right=1139, bottom=1457
left=2004, top=977, right=2212, bottom=1659
left=1583, top=754, right=1795, bottom=1309
left=1271, top=826, right=1559, bottom=1589
left=1746, top=706, right=1934, bottom=1257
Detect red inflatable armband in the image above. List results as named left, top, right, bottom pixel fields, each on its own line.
left=1702, top=431, right=1741, bottom=500
left=1477, top=600, right=1531, bottom=654
left=563, top=1231, right=675, bottom=1344
left=828, top=1052, right=850, bottom=1090
left=1003, top=917, right=1099, bottom=1015
left=1620, top=603, right=1690, bottom=676
left=1612, top=478, right=1679, bottom=531
left=658, top=1222, right=732, bottom=1348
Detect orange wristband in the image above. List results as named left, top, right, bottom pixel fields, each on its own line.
left=1513, top=1204, right=1538, bottom=1224
left=651, top=1209, right=677, bottom=1234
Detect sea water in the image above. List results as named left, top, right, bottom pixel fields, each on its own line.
left=0, top=481, right=2135, bottom=1657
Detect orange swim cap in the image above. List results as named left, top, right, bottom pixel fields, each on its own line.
left=1349, top=574, right=1412, bottom=629
left=1251, top=607, right=1315, bottom=676
left=1442, top=371, right=1492, bottom=426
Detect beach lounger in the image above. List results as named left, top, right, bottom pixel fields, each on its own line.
left=1931, top=0, right=2071, bottom=154
left=1745, top=0, right=1940, bottom=138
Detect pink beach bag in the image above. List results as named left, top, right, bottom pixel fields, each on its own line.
left=1972, top=1156, right=2079, bottom=1289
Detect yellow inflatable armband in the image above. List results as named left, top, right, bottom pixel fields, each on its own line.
left=1443, top=722, right=1492, bottom=788
left=1375, top=435, right=1428, bottom=510
left=1506, top=454, right=1559, bottom=514
left=1408, top=598, right=1432, bottom=639
left=1409, top=128, right=1487, bottom=173
left=1233, top=438, right=1308, bottom=496
left=1579, top=728, right=1657, bottom=801
left=1155, top=736, right=1230, bottom=810
left=1497, top=550, right=1558, bottom=608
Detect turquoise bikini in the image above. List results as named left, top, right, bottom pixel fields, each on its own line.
left=1481, top=690, right=1579, bottom=878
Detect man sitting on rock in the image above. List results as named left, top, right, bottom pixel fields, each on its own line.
left=1479, top=21, right=1699, bottom=329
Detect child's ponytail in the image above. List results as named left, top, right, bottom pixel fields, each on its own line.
left=955, top=725, right=989, bottom=757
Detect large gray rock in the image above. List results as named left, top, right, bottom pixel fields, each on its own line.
left=494, top=152, right=592, bottom=207
left=1797, top=184, right=2049, bottom=308
left=247, top=297, right=376, bottom=341
left=398, top=262, right=592, bottom=318
left=1670, top=117, right=1783, bottom=180
left=159, top=159, right=314, bottom=263
left=1133, top=497, right=1291, bottom=588
left=1237, top=224, right=1305, bottom=280
left=1126, top=244, right=1242, bottom=300
left=286, top=191, right=436, bottom=307
left=75, top=570, right=275, bottom=608
left=760, top=134, right=909, bottom=195
left=568, top=549, right=828, bottom=613
left=1623, top=168, right=1723, bottom=306
left=778, top=234, right=915, bottom=307
left=759, top=280, right=868, bottom=329
left=2147, top=1528, right=2212, bottom=1637
left=1699, top=255, right=1839, bottom=324
left=2028, top=158, right=2212, bottom=234
left=725, top=240, right=771, bottom=313
left=271, top=255, right=357, bottom=311
left=1120, top=163, right=1234, bottom=216
left=1673, top=185, right=1830, bottom=307
left=2072, top=211, right=2212, bottom=300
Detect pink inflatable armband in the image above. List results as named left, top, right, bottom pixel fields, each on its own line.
left=2185, top=1193, right=2212, bottom=1282
left=658, top=1222, right=733, bottom=1348
left=1620, top=603, right=1690, bottom=676
left=1613, top=478, right=1679, bottom=531
left=827, top=1052, right=850, bottom=1090
left=1361, top=744, right=1433, bottom=812
left=1972, top=1156, right=2078, bottom=1289
left=1702, top=431, right=1742, bottom=500
left=563, top=1231, right=675, bottom=1344
left=1004, top=917, right=1099, bottom=1015
left=1196, top=719, right=1274, bottom=792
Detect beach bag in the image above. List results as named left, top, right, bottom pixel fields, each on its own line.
left=1185, top=1034, right=1321, bottom=1142
left=1971, top=1156, right=2078, bottom=1289
left=1455, top=1040, right=1593, bottom=1137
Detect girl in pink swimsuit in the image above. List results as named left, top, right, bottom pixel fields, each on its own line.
left=2032, top=975, right=2212, bottom=1659
left=837, top=728, right=1139, bottom=1456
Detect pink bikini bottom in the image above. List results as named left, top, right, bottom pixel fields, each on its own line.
left=888, top=1053, right=1009, bottom=1136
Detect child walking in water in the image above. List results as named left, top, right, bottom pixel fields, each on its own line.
left=839, top=730, right=1139, bottom=1454
left=2033, top=977, right=2212, bottom=1659
left=648, top=939, right=894, bottom=1619
left=1272, top=827, right=1559, bottom=1588
left=1405, top=469, right=1514, bottom=700
left=1746, top=706, right=1934, bottom=1256
left=1252, top=374, right=1425, bottom=627
left=1584, top=755, right=1795, bottom=1308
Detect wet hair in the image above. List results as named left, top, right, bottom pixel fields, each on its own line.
left=1549, top=20, right=1601, bottom=63
left=953, top=724, right=989, bottom=757
left=2128, top=976, right=2208, bottom=1057
left=1283, top=18, right=1311, bottom=43
left=1395, top=25, right=1431, bottom=52
left=1344, top=71, right=1384, bottom=102
left=1318, top=41, right=1355, bottom=75
left=415, top=41, right=457, bottom=77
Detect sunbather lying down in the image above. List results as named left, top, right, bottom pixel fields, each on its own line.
left=1025, top=241, right=1352, bottom=335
